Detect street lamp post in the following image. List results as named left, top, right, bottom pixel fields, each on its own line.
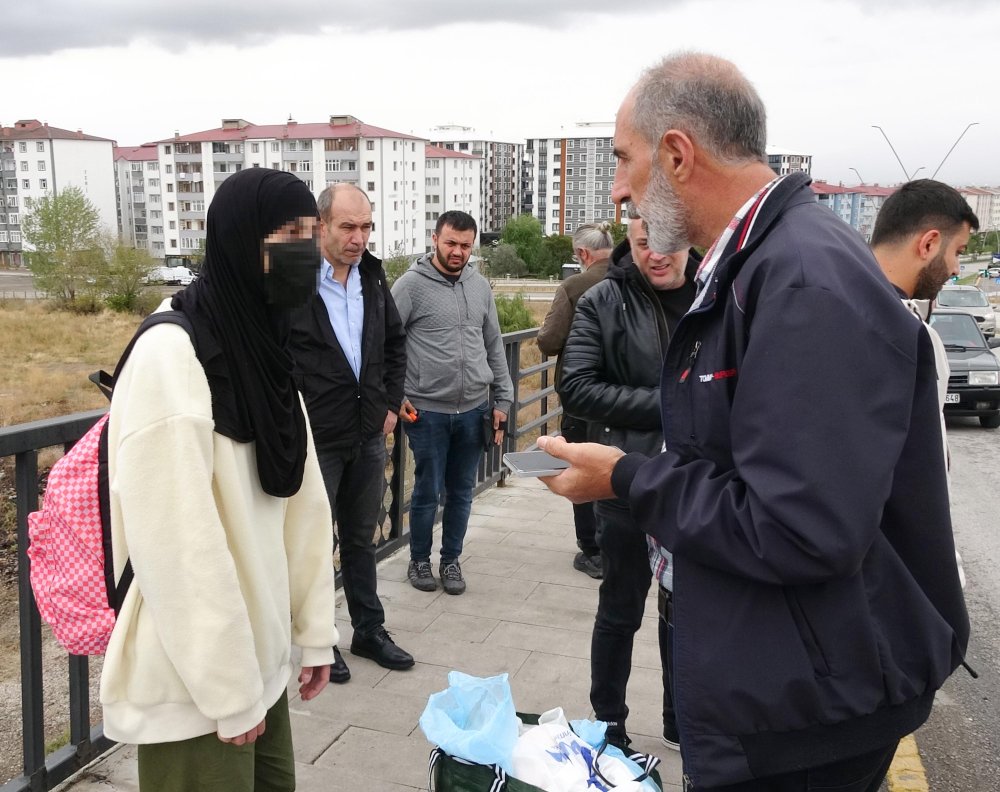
left=911, top=166, right=926, bottom=179
left=871, top=125, right=912, bottom=181
left=931, top=123, right=980, bottom=179
left=849, top=167, right=866, bottom=185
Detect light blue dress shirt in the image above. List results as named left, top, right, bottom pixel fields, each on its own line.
left=318, top=258, right=364, bottom=381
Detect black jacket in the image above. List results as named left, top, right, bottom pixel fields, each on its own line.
left=559, top=244, right=698, bottom=459
left=290, top=251, right=406, bottom=449
left=611, top=174, right=970, bottom=787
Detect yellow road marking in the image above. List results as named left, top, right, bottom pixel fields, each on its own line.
left=887, top=734, right=930, bottom=792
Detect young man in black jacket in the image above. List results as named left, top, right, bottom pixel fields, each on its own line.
left=538, top=53, right=970, bottom=791
left=290, top=184, right=414, bottom=679
left=559, top=218, right=696, bottom=752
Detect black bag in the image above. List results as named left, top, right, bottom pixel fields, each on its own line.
left=428, top=713, right=664, bottom=792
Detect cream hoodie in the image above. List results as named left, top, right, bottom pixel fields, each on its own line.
left=100, top=314, right=338, bottom=743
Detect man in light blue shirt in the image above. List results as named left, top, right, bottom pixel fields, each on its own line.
left=290, top=184, right=412, bottom=680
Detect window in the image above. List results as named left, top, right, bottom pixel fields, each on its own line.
left=368, top=242, right=376, bottom=251
left=148, top=178, right=159, bottom=187
left=567, top=154, right=574, bottom=162
left=0, top=232, right=6, bottom=242
left=367, top=161, right=375, bottom=171
left=165, top=164, right=173, bottom=174
left=8, top=231, right=19, bottom=243
left=164, top=145, right=172, bottom=155
left=6, top=196, right=17, bottom=208
left=20, top=162, right=27, bottom=172
left=166, top=183, right=173, bottom=192
left=8, top=213, right=17, bottom=224
left=18, top=142, right=27, bottom=153
left=326, top=160, right=340, bottom=172
left=299, top=161, right=311, bottom=172
left=551, top=209, right=559, bottom=218
left=147, top=162, right=158, bottom=171
left=567, top=168, right=574, bottom=176
left=21, top=180, right=29, bottom=190
left=251, top=143, right=260, bottom=153
left=367, top=181, right=376, bottom=192
left=0, top=215, right=5, bottom=224
left=169, top=220, right=176, bottom=229
left=366, top=141, right=375, bottom=151
left=168, top=202, right=175, bottom=211
left=597, top=154, right=605, bottom=162
left=597, top=139, right=605, bottom=148
left=595, top=168, right=603, bottom=177
left=393, top=161, right=397, bottom=171
left=170, top=239, right=177, bottom=248
left=287, top=141, right=297, bottom=151
left=34, top=142, right=43, bottom=152
left=4, top=180, right=13, bottom=189
left=609, top=166, right=616, bottom=175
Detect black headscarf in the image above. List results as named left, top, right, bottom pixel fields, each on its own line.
left=172, top=168, right=319, bottom=497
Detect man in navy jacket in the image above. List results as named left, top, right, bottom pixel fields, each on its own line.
left=538, top=53, right=970, bottom=791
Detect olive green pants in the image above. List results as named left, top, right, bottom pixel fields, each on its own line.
left=137, top=692, right=295, bottom=792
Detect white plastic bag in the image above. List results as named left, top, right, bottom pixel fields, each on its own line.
left=511, top=708, right=657, bottom=791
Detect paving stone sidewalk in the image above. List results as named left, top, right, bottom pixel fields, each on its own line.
left=57, top=477, right=682, bottom=791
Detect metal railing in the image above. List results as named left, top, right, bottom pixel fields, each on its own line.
left=0, top=328, right=559, bottom=792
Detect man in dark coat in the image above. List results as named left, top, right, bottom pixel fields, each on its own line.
left=290, top=184, right=413, bottom=680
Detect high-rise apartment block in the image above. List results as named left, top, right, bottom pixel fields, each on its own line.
left=427, top=126, right=522, bottom=234
left=0, top=120, right=116, bottom=266
left=523, top=123, right=621, bottom=237
left=115, top=116, right=428, bottom=260
left=424, top=145, right=481, bottom=252
left=114, top=145, right=163, bottom=255
left=767, top=148, right=812, bottom=176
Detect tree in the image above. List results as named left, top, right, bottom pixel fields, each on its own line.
left=501, top=214, right=546, bottom=274
left=494, top=294, right=535, bottom=333
left=608, top=221, right=628, bottom=246
left=382, top=241, right=413, bottom=286
left=97, top=232, right=159, bottom=313
left=482, top=243, right=527, bottom=277
left=539, top=235, right=573, bottom=279
left=22, top=187, right=103, bottom=302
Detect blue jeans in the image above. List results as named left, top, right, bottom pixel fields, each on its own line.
left=405, top=403, right=487, bottom=562
left=315, top=434, right=387, bottom=638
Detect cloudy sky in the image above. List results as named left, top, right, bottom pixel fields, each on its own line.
left=5, top=0, right=999, bottom=187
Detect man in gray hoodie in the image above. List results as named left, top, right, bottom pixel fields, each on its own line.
left=391, top=211, right=514, bottom=594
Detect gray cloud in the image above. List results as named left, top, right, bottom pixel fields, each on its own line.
left=4, top=0, right=651, bottom=57
left=3, top=0, right=990, bottom=58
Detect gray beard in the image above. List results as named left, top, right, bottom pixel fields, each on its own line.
left=640, top=167, right=692, bottom=254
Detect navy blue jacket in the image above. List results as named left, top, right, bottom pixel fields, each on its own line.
left=611, top=174, right=970, bottom=787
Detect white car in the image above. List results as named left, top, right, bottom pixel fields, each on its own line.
left=146, top=266, right=195, bottom=286
left=935, top=284, right=996, bottom=338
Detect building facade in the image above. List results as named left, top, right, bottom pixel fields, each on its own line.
left=424, top=145, right=481, bottom=252
left=523, top=123, right=621, bottom=237
left=767, top=148, right=813, bottom=177
left=121, top=116, right=428, bottom=261
left=427, top=126, right=522, bottom=235
left=0, top=120, right=116, bottom=266
left=114, top=145, right=164, bottom=256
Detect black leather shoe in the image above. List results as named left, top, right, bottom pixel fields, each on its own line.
left=350, top=627, right=415, bottom=670
left=329, top=646, right=351, bottom=684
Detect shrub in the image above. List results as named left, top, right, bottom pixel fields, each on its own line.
left=494, top=293, right=535, bottom=334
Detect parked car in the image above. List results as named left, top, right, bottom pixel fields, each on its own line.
left=928, top=309, right=1000, bottom=428
left=145, top=265, right=195, bottom=286
left=935, top=284, right=996, bottom=337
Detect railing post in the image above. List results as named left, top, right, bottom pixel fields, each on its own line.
left=16, top=450, right=45, bottom=791
left=388, top=425, right=405, bottom=541
left=540, top=356, right=550, bottom=439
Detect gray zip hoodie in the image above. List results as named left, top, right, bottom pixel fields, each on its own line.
left=391, top=255, right=513, bottom=415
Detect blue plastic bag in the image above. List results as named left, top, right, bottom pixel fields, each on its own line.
left=419, top=671, right=519, bottom=773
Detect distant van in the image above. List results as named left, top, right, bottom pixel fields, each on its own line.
left=146, top=266, right=195, bottom=286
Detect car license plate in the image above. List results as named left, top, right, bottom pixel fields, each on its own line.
left=945, top=393, right=961, bottom=404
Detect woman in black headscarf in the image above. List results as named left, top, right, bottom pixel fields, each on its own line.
left=102, top=169, right=339, bottom=792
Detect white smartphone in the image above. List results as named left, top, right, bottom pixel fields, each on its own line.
left=502, top=450, right=570, bottom=477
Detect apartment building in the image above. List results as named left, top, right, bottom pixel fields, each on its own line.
left=0, top=119, right=116, bottom=266
left=114, top=145, right=164, bottom=256
left=958, top=187, right=1000, bottom=240
left=811, top=181, right=859, bottom=226
left=767, top=148, right=813, bottom=176
left=133, top=116, right=427, bottom=260
left=424, top=145, right=481, bottom=252
left=426, top=126, right=522, bottom=235
left=523, top=123, right=621, bottom=237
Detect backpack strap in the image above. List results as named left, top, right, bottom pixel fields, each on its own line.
left=99, top=309, right=196, bottom=612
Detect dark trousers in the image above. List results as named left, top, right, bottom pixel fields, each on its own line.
left=405, top=403, right=487, bottom=562
left=137, top=692, right=294, bottom=792
left=590, top=501, right=652, bottom=728
left=561, top=415, right=598, bottom=555
left=315, top=435, right=387, bottom=639
left=658, top=586, right=676, bottom=734
left=687, top=741, right=899, bottom=792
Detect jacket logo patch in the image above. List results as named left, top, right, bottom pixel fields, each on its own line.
left=698, top=369, right=737, bottom=383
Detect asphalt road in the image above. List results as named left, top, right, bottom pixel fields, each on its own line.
left=917, top=419, right=1000, bottom=790
left=0, top=270, right=38, bottom=298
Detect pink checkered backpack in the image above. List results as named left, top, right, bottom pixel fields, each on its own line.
left=27, top=311, right=194, bottom=655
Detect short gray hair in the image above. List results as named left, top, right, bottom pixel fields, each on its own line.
left=317, top=182, right=370, bottom=221
left=631, top=52, right=767, bottom=165
left=572, top=222, right=615, bottom=252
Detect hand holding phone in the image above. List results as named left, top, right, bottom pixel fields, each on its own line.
left=502, top=450, right=570, bottom=477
